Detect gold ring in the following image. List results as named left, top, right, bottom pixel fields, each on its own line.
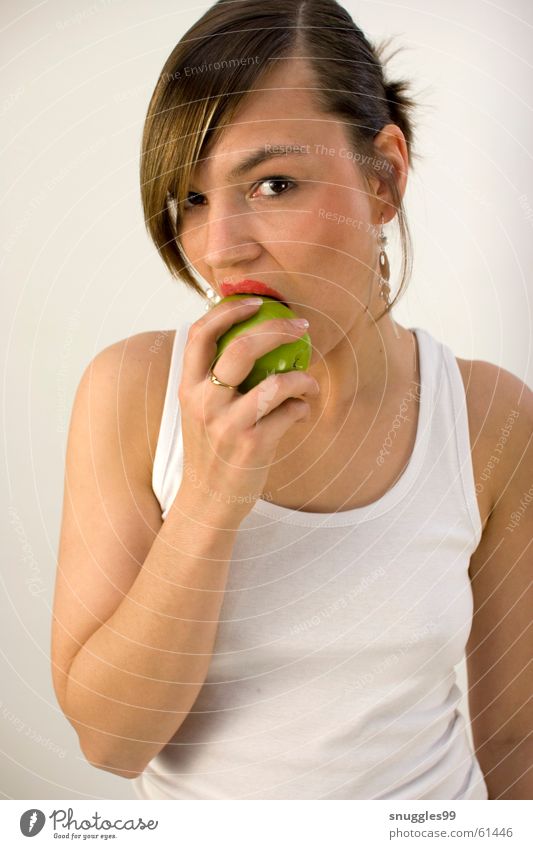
left=209, top=368, right=238, bottom=390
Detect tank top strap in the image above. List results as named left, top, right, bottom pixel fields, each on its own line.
left=152, top=321, right=191, bottom=519
left=439, top=339, right=484, bottom=549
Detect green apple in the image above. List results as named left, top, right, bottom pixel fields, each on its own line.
left=213, top=293, right=312, bottom=394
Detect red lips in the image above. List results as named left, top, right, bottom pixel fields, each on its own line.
left=219, top=279, right=288, bottom=305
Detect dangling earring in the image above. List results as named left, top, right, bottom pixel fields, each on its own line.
left=204, top=285, right=221, bottom=312
left=377, top=213, right=391, bottom=307
left=175, top=233, right=218, bottom=313
left=174, top=231, right=219, bottom=313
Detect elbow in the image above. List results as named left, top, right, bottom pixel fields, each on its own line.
left=59, top=677, right=146, bottom=780
left=93, top=762, right=143, bottom=781
left=80, top=739, right=144, bottom=780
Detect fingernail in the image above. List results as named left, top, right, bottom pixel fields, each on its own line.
left=291, top=318, right=309, bottom=328
left=241, top=297, right=263, bottom=305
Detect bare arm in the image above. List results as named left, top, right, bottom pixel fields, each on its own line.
left=465, top=362, right=533, bottom=800
left=65, top=491, right=240, bottom=779
left=53, top=305, right=316, bottom=780
left=51, top=332, right=244, bottom=779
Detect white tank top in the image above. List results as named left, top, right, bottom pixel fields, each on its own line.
left=132, top=322, right=489, bottom=800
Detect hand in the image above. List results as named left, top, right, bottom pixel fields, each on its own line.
left=177, top=298, right=319, bottom=522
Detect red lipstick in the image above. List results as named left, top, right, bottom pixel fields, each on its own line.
left=219, top=279, right=288, bottom=305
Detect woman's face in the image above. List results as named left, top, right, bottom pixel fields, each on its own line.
left=177, top=58, right=401, bottom=364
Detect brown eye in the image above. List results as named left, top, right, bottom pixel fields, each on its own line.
left=252, top=177, right=295, bottom=198
left=183, top=191, right=205, bottom=209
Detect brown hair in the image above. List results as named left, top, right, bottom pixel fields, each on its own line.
left=140, top=0, right=419, bottom=318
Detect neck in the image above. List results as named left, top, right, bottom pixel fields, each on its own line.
left=308, top=310, right=419, bottom=421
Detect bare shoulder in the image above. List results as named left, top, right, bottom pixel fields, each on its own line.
left=456, top=355, right=533, bottom=520
left=459, top=359, right=532, bottom=768
left=51, top=329, right=177, bottom=715
left=85, top=329, right=177, bottom=480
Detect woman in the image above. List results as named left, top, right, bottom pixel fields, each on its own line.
left=51, top=0, right=532, bottom=800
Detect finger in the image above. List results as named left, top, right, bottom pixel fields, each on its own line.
left=253, top=395, right=311, bottom=444
left=209, top=317, right=310, bottom=389
left=230, top=369, right=320, bottom=429
left=182, top=298, right=264, bottom=386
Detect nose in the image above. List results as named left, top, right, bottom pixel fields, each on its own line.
left=202, top=193, right=261, bottom=269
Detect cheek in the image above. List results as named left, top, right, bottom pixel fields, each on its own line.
left=301, top=218, right=375, bottom=298
left=293, top=197, right=376, bottom=335
left=176, top=225, right=200, bottom=261
left=300, top=186, right=374, bottom=267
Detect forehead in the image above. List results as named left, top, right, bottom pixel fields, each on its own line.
left=192, top=59, right=345, bottom=181
left=232, top=56, right=321, bottom=119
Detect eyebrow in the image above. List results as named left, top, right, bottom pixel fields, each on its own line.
left=189, top=142, right=310, bottom=192
left=221, top=145, right=311, bottom=184
left=185, top=143, right=309, bottom=188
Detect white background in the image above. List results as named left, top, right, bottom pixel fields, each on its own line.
left=1, top=0, right=532, bottom=799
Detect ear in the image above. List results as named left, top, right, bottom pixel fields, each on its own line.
left=367, top=124, right=409, bottom=224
